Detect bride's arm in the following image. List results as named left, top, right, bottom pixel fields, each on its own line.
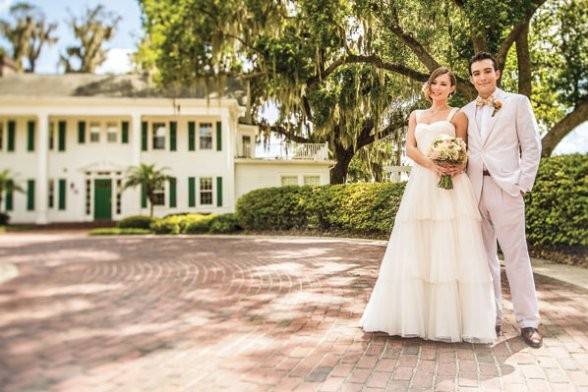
left=447, top=110, right=468, bottom=175
left=405, top=111, right=446, bottom=175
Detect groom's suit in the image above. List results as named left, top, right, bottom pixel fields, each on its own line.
left=464, top=88, right=542, bottom=329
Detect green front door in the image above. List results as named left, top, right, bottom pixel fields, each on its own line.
left=94, top=179, right=112, bottom=220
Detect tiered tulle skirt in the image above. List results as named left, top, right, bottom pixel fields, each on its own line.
left=360, top=165, right=496, bottom=344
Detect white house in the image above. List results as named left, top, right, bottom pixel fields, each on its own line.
left=0, top=73, right=333, bottom=224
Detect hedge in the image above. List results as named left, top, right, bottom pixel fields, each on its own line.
left=117, top=215, right=155, bottom=230
left=90, top=228, right=152, bottom=236
left=236, top=154, right=587, bottom=251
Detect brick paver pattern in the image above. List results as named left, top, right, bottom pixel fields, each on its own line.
left=1, top=233, right=587, bottom=392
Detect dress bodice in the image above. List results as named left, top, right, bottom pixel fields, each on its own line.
left=415, top=109, right=458, bottom=154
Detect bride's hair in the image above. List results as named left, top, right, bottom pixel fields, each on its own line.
left=422, top=67, right=457, bottom=102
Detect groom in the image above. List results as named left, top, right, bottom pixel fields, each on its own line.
left=463, top=52, right=543, bottom=348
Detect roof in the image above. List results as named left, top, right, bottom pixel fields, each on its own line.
left=0, top=73, right=247, bottom=103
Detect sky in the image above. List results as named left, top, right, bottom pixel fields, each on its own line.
left=0, top=0, right=586, bottom=155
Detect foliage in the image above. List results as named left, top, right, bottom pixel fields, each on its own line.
left=150, top=213, right=218, bottom=234
left=0, top=212, right=9, bottom=226
left=122, top=164, right=170, bottom=218
left=525, top=154, right=588, bottom=247
left=0, top=1, right=57, bottom=72
left=208, top=213, right=242, bottom=233
left=116, top=215, right=155, bottom=230
left=236, top=182, right=406, bottom=234
left=236, top=154, right=586, bottom=251
left=137, top=0, right=587, bottom=172
left=89, top=228, right=152, bottom=235
left=59, top=5, right=121, bottom=73
left=0, top=169, right=24, bottom=215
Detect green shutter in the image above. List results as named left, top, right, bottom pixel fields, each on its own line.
left=5, top=180, right=13, bottom=211
left=58, top=179, right=66, bottom=210
left=27, top=179, right=35, bottom=211
left=169, top=121, right=177, bottom=151
left=188, top=177, right=195, bottom=207
left=7, top=120, right=15, bottom=151
left=216, top=121, right=222, bottom=151
left=27, top=120, right=35, bottom=151
left=188, top=121, right=195, bottom=151
left=121, top=121, right=129, bottom=144
left=169, top=177, right=177, bottom=208
left=216, top=177, right=223, bottom=207
left=141, top=121, right=148, bottom=151
left=141, top=183, right=147, bottom=208
left=58, top=120, right=66, bottom=151
left=78, top=121, right=86, bottom=143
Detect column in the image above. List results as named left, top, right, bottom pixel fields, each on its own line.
left=35, top=112, right=49, bottom=224
left=131, top=112, right=142, bottom=166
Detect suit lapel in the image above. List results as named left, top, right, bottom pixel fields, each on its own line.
left=482, top=89, right=508, bottom=146
left=465, top=102, right=482, bottom=146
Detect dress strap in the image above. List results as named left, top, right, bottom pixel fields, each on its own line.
left=415, top=109, right=425, bottom=123
left=447, top=108, right=459, bottom=122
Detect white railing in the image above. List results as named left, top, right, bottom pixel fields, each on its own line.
left=384, top=165, right=412, bottom=183
left=243, top=141, right=330, bottom=161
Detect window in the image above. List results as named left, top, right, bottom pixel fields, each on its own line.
left=152, top=122, right=166, bottom=150
left=281, top=176, right=298, bottom=186
left=106, top=122, right=118, bottom=143
left=242, top=135, right=252, bottom=158
left=48, top=179, right=55, bottom=208
left=199, top=123, right=213, bottom=150
left=49, top=122, right=55, bottom=150
left=90, top=122, right=100, bottom=142
left=199, top=177, right=213, bottom=205
left=0, top=121, right=3, bottom=150
left=303, top=175, right=321, bottom=186
left=153, top=185, right=165, bottom=205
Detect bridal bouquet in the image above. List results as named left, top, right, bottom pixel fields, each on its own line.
left=427, top=135, right=467, bottom=189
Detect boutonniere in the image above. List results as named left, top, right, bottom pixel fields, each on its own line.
left=491, top=99, right=503, bottom=117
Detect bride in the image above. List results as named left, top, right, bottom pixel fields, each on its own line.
left=360, top=67, right=496, bottom=343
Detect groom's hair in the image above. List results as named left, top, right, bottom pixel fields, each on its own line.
left=469, top=52, right=498, bottom=75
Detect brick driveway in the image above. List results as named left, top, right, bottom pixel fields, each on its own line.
left=0, top=233, right=587, bottom=392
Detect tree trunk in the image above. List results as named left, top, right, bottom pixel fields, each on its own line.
left=330, top=143, right=355, bottom=184
left=516, top=22, right=532, bottom=97
left=149, top=201, right=154, bottom=218
left=541, top=97, right=588, bottom=157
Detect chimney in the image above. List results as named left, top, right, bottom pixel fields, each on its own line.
left=0, top=54, right=18, bottom=77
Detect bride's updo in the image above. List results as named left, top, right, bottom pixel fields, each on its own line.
left=421, top=67, right=457, bottom=102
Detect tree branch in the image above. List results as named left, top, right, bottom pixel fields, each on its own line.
left=496, top=0, right=547, bottom=70
left=386, top=16, right=441, bottom=72
left=516, top=21, right=532, bottom=97
left=541, top=96, right=588, bottom=157
left=260, top=123, right=316, bottom=144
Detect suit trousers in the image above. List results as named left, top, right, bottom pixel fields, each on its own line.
left=479, top=175, right=540, bottom=329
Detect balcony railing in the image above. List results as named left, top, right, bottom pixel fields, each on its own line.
left=238, top=142, right=330, bottom=161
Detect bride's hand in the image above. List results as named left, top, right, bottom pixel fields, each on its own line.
left=426, top=160, right=451, bottom=176
left=446, top=162, right=466, bottom=176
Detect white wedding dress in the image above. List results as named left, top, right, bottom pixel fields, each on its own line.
left=360, top=108, right=496, bottom=344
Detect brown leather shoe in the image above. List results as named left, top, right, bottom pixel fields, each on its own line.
left=495, top=324, right=502, bottom=336
left=521, top=327, right=543, bottom=348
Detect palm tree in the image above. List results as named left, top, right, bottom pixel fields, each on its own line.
left=123, top=164, right=170, bottom=218
left=0, top=169, right=24, bottom=215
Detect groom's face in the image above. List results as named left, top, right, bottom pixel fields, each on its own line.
left=470, top=59, right=500, bottom=97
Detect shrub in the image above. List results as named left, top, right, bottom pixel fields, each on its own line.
left=209, top=213, right=242, bottom=233
left=117, top=215, right=154, bottom=230
left=236, top=182, right=406, bottom=235
left=0, top=212, right=9, bottom=226
left=236, top=185, right=317, bottom=230
left=525, top=153, right=587, bottom=248
left=151, top=215, right=183, bottom=234
left=90, top=228, right=151, bottom=236
left=184, top=214, right=217, bottom=234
